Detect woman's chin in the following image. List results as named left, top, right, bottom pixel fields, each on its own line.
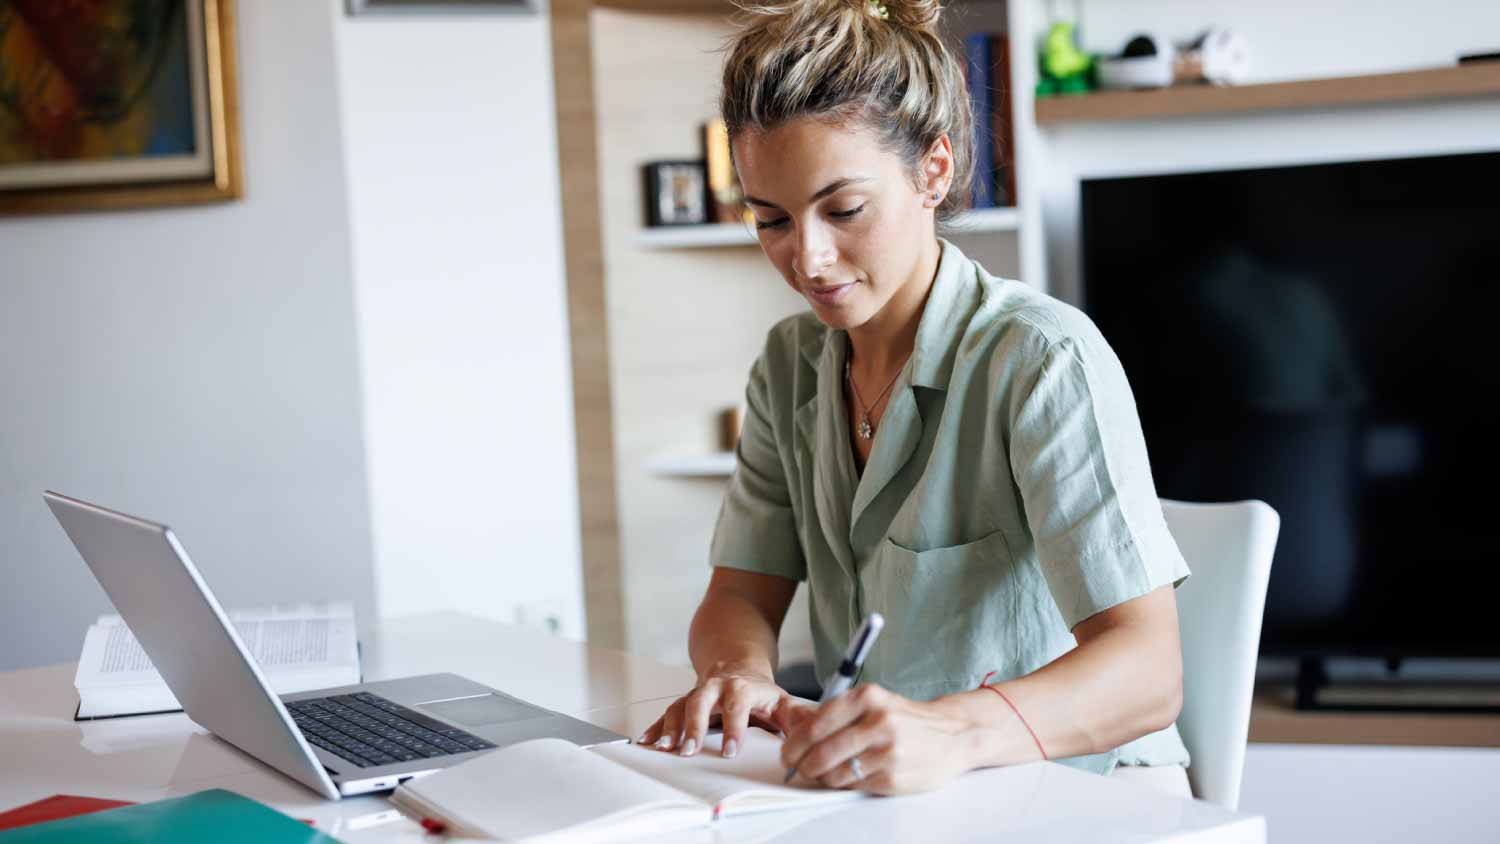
left=807, top=300, right=869, bottom=331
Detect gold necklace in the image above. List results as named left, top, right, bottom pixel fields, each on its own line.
left=845, top=357, right=905, bottom=440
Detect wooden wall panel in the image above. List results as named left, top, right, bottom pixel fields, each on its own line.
left=549, top=0, right=627, bottom=649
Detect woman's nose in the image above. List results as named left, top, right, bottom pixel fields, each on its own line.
left=793, top=232, right=836, bottom=280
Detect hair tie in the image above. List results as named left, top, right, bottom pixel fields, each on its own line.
left=866, top=0, right=890, bottom=20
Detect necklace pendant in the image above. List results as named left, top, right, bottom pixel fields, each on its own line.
left=857, top=415, right=874, bottom=440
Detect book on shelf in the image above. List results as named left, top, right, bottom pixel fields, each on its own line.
left=989, top=33, right=1017, bottom=207
left=73, top=601, right=360, bottom=720
left=962, top=32, right=1018, bottom=210
left=964, top=33, right=997, bottom=209
left=388, top=728, right=864, bottom=842
left=704, top=117, right=754, bottom=226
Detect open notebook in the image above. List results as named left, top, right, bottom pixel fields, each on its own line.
left=387, top=728, right=864, bottom=842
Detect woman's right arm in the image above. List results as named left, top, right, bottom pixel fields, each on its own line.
left=637, top=567, right=799, bottom=759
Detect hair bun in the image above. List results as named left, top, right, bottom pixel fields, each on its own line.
left=858, top=0, right=943, bottom=31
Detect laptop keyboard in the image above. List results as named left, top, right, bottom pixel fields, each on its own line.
left=286, top=692, right=496, bottom=768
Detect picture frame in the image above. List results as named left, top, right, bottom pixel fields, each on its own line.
left=642, top=160, right=708, bottom=227
left=0, top=0, right=243, bottom=216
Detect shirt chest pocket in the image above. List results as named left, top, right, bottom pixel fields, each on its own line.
left=861, top=529, right=1015, bottom=696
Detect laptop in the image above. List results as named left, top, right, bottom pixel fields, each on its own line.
left=44, top=490, right=628, bottom=799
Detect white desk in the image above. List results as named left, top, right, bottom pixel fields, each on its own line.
left=0, top=612, right=1264, bottom=842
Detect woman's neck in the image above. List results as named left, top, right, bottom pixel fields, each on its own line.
left=847, top=237, right=942, bottom=375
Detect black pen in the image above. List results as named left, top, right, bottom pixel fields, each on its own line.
left=783, top=613, right=885, bottom=784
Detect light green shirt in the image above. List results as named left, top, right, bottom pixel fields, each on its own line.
left=710, top=238, right=1192, bottom=774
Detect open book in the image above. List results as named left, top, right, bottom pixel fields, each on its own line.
left=73, top=601, right=360, bottom=720
left=388, top=728, right=864, bottom=842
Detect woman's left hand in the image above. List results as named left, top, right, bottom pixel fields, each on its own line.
left=775, top=684, right=976, bottom=796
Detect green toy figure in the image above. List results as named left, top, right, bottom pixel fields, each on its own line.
left=1036, top=21, right=1095, bottom=96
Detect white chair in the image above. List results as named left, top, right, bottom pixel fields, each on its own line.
left=1161, top=499, right=1280, bottom=811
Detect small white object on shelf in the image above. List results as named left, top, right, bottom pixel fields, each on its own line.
left=646, top=452, right=737, bottom=477
left=636, top=206, right=1021, bottom=250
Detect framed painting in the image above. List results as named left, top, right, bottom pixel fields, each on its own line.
left=0, top=0, right=242, bottom=215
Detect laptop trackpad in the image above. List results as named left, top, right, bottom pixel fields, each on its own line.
left=419, top=694, right=545, bottom=727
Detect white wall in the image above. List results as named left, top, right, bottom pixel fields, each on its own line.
left=333, top=11, right=585, bottom=639
left=0, top=1, right=376, bottom=670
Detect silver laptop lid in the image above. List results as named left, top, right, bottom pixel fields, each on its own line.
left=44, top=491, right=341, bottom=800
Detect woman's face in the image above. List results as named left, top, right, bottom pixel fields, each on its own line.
left=733, top=117, right=944, bottom=332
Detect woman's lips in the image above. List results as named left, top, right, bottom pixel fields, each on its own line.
left=804, top=281, right=855, bottom=306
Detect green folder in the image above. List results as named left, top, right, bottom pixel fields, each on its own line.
left=0, top=789, right=341, bottom=844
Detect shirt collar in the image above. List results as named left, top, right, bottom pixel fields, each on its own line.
left=909, top=237, right=975, bottom=391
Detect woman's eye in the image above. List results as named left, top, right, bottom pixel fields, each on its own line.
left=754, top=204, right=862, bottom=230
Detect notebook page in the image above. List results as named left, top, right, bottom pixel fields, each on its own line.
left=390, top=737, right=711, bottom=840
left=592, top=729, right=865, bottom=818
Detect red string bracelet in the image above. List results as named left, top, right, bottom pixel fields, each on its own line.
left=979, top=671, right=1048, bottom=761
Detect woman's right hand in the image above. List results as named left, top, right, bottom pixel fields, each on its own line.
left=638, top=666, right=798, bottom=760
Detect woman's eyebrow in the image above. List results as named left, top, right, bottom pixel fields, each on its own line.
left=744, top=176, right=873, bottom=209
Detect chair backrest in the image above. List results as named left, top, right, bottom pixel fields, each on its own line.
left=1160, top=499, right=1279, bottom=811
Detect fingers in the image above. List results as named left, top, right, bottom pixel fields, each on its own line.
left=688, top=677, right=782, bottom=758
left=817, top=743, right=895, bottom=791
left=656, top=698, right=686, bottom=752
left=789, top=706, right=893, bottom=788
left=780, top=684, right=888, bottom=773
left=638, top=715, right=664, bottom=746
left=638, top=695, right=680, bottom=746
left=641, top=677, right=791, bottom=758
left=716, top=685, right=756, bottom=759
left=677, top=683, right=721, bottom=757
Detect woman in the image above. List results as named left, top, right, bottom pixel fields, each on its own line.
left=640, top=0, right=1193, bottom=797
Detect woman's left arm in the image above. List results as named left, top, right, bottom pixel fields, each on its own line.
left=946, top=583, right=1184, bottom=766
left=777, top=584, right=1182, bottom=795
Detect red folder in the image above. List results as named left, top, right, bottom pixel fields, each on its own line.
left=0, top=795, right=135, bottom=831
left=0, top=795, right=316, bottom=832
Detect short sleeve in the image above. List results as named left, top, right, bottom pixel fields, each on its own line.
left=1007, top=328, right=1190, bottom=630
left=709, top=353, right=807, bottom=582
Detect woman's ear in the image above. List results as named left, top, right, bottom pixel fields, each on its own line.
left=921, top=134, right=954, bottom=208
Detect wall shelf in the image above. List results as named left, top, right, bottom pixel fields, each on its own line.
left=646, top=452, right=736, bottom=477
left=637, top=223, right=755, bottom=249
left=637, top=206, right=1023, bottom=249
left=1034, top=63, right=1500, bottom=126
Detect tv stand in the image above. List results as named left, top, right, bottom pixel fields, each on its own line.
left=1294, top=657, right=1328, bottom=711
left=1292, top=656, right=1500, bottom=714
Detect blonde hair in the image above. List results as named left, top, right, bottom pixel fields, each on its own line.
left=719, top=0, right=974, bottom=222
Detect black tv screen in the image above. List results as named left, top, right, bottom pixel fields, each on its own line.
left=1080, top=150, right=1500, bottom=659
